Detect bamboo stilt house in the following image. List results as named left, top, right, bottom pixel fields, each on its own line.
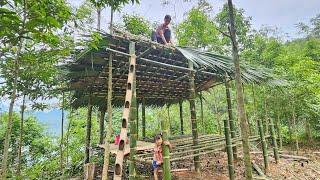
left=64, top=29, right=277, bottom=179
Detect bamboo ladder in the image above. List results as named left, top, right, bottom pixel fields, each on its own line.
left=113, top=41, right=137, bottom=180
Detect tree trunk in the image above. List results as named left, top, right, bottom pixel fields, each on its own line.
left=97, top=8, right=101, bottom=30
left=85, top=93, right=93, bottom=164
left=242, top=85, right=252, bottom=136
left=270, top=118, right=279, bottom=163
left=60, top=92, right=65, bottom=175
left=199, top=92, right=205, bottom=134
left=65, top=109, right=73, bottom=167
left=17, top=94, right=26, bottom=177
left=102, top=9, right=114, bottom=180
left=223, top=78, right=235, bottom=180
left=276, top=111, right=282, bottom=150
left=288, top=113, right=293, bottom=144
left=142, top=98, right=146, bottom=139
left=213, top=90, right=222, bottom=135
left=1, top=1, right=26, bottom=175
left=305, top=118, right=312, bottom=143
left=252, top=86, right=269, bottom=173
left=291, top=108, right=299, bottom=155
left=188, top=60, right=200, bottom=173
left=99, top=108, right=106, bottom=144
left=227, top=0, right=253, bottom=179
left=179, top=100, right=184, bottom=135
left=225, top=77, right=237, bottom=160
left=162, top=108, right=172, bottom=180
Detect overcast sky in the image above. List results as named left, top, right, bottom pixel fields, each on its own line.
left=70, top=0, right=320, bottom=38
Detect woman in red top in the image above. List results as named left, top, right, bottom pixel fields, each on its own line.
left=153, top=133, right=172, bottom=180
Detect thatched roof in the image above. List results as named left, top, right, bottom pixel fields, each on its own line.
left=65, top=30, right=274, bottom=108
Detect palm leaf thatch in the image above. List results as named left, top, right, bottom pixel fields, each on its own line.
left=64, top=29, right=283, bottom=109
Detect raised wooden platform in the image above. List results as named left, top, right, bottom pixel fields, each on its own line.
left=98, top=141, right=154, bottom=156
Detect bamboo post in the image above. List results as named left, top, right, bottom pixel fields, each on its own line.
left=269, top=118, right=279, bottom=163
left=60, top=92, right=65, bottom=175
left=129, top=41, right=137, bottom=180
left=199, top=92, right=205, bottom=134
left=142, top=97, right=146, bottom=139
left=264, top=98, right=269, bottom=136
left=99, top=108, right=106, bottom=144
left=102, top=9, right=114, bottom=180
left=227, top=0, right=253, bottom=177
left=167, top=104, right=172, bottom=135
left=223, top=78, right=235, bottom=180
left=136, top=101, right=139, bottom=139
left=179, top=100, right=184, bottom=135
left=162, top=105, right=172, bottom=180
left=113, top=41, right=137, bottom=180
left=291, top=107, right=299, bottom=155
left=276, top=110, right=283, bottom=150
left=305, top=118, right=312, bottom=142
left=188, top=60, right=200, bottom=173
left=225, top=76, right=237, bottom=160
left=17, top=94, right=26, bottom=177
left=213, top=89, right=222, bottom=135
left=252, top=86, right=269, bottom=173
left=85, top=92, right=93, bottom=164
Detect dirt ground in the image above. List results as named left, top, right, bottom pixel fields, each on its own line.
left=167, top=148, right=320, bottom=180
left=93, top=145, right=320, bottom=179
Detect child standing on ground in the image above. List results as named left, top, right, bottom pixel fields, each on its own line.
left=153, top=134, right=172, bottom=180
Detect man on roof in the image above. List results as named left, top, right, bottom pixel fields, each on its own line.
left=151, top=15, right=173, bottom=45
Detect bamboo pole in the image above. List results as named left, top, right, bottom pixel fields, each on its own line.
left=269, top=118, right=279, bottom=163
left=252, top=86, right=269, bottom=173
left=305, top=118, right=312, bottom=142
left=199, top=92, right=205, bottom=134
left=85, top=92, right=93, bottom=164
left=60, top=92, right=65, bottom=175
left=264, top=97, right=269, bottom=136
left=188, top=60, right=200, bottom=173
left=276, top=109, right=283, bottom=150
left=223, top=87, right=235, bottom=180
left=225, top=76, right=237, bottom=160
left=99, top=108, right=106, bottom=144
left=142, top=97, right=146, bottom=139
left=129, top=41, right=138, bottom=180
left=227, top=0, right=253, bottom=177
left=162, top=106, right=172, bottom=180
left=167, top=105, right=172, bottom=135
left=17, top=94, right=26, bottom=177
left=179, top=100, right=184, bottom=135
left=291, top=107, right=299, bottom=155
left=136, top=101, right=139, bottom=139
left=102, top=8, right=114, bottom=180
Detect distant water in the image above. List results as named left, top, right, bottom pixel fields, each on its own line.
left=29, top=109, right=67, bottom=137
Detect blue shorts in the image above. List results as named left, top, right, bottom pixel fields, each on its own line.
left=152, top=160, right=161, bottom=169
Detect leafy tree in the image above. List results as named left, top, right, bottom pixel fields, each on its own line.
left=122, top=14, right=152, bottom=36
left=0, top=0, right=72, bottom=178
left=176, top=7, right=220, bottom=51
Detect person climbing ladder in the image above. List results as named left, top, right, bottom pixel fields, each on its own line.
left=151, top=15, right=173, bottom=45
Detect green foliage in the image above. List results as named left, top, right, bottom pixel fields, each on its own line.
left=0, top=112, right=56, bottom=178
left=89, top=0, right=140, bottom=10
left=122, top=14, right=152, bottom=36
left=215, top=3, right=252, bottom=52
left=176, top=7, right=220, bottom=50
